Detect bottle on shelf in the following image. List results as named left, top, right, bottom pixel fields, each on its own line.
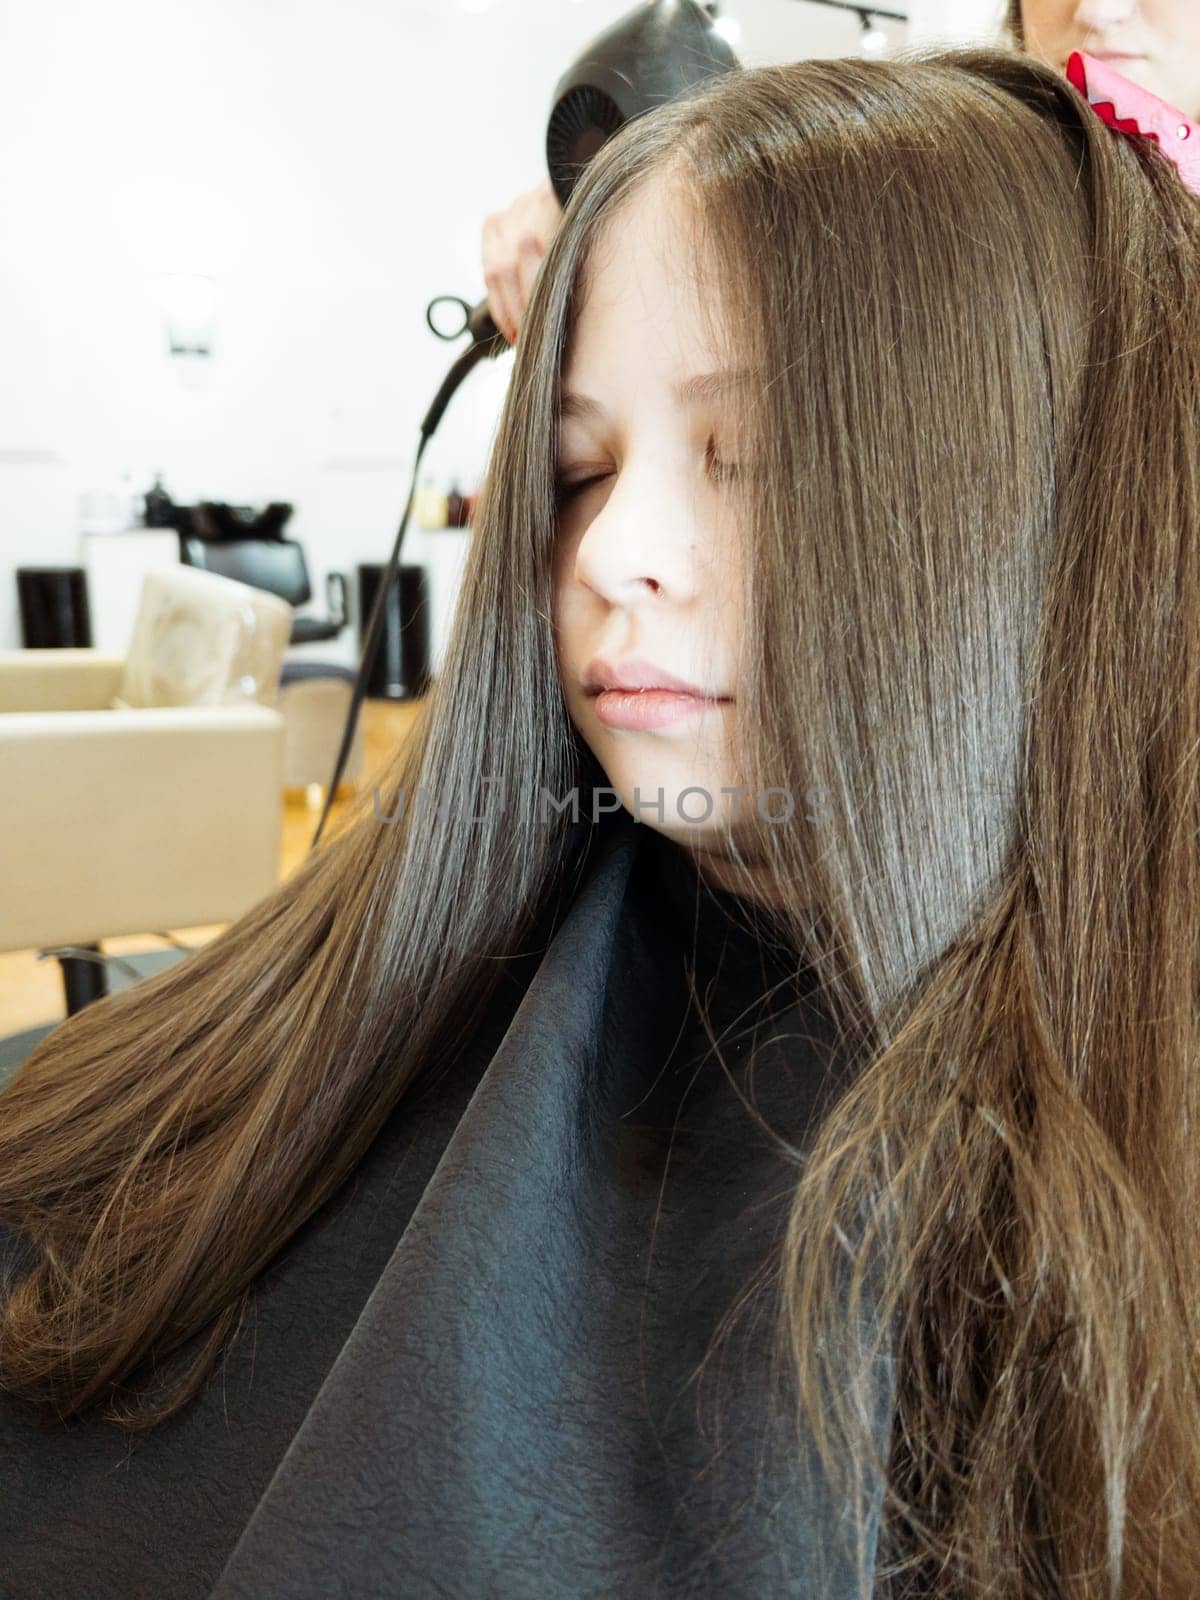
left=415, top=472, right=448, bottom=530
left=143, top=471, right=176, bottom=528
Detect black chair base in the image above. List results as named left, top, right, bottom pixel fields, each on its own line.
left=57, top=943, right=108, bottom=1015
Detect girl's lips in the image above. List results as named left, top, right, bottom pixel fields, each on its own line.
left=592, top=687, right=733, bottom=731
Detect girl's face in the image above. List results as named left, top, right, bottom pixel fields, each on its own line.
left=551, top=174, right=755, bottom=861
left=1020, top=0, right=1200, bottom=120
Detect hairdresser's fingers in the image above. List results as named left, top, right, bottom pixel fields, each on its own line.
left=481, top=209, right=520, bottom=345
left=511, top=178, right=565, bottom=335
left=513, top=234, right=548, bottom=335
left=481, top=177, right=565, bottom=346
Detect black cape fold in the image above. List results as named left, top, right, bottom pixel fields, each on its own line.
left=0, top=809, right=896, bottom=1598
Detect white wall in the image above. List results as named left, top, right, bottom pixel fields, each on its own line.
left=0, top=0, right=1000, bottom=665
left=908, top=0, right=1009, bottom=46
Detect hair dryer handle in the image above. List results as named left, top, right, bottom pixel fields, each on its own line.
left=466, top=295, right=509, bottom=350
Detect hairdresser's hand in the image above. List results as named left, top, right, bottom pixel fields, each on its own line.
left=481, top=176, right=564, bottom=347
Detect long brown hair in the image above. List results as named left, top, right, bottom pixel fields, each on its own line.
left=3, top=43, right=1199, bottom=1597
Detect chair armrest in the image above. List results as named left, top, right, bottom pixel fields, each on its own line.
left=0, top=649, right=126, bottom=712
left=0, top=705, right=284, bottom=951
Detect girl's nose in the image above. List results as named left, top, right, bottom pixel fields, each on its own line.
left=572, top=526, right=698, bottom=608
left=567, top=468, right=703, bottom=608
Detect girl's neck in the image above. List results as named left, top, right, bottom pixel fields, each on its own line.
left=678, top=837, right=789, bottom=911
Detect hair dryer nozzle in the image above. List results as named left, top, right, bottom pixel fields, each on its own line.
left=546, top=0, right=740, bottom=211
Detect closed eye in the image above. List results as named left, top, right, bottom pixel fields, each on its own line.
left=554, top=471, right=607, bottom=504
left=704, top=438, right=742, bottom=480
left=554, top=437, right=744, bottom=503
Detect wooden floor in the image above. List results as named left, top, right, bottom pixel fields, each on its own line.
left=0, top=696, right=427, bottom=1037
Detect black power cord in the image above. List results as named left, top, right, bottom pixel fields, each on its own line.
left=308, top=328, right=509, bottom=851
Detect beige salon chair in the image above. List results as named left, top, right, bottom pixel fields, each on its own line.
left=0, top=566, right=291, bottom=1032
left=177, top=534, right=364, bottom=797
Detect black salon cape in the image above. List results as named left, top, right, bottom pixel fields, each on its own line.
left=0, top=810, right=896, bottom=1599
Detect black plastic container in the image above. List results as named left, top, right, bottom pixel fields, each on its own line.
left=16, top=566, right=93, bottom=648
left=356, top=562, right=431, bottom=700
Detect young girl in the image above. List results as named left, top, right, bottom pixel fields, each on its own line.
left=2, top=41, right=1199, bottom=1600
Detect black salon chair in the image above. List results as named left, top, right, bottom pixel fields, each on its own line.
left=178, top=535, right=347, bottom=646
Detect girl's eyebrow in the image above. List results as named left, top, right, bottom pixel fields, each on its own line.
left=559, top=368, right=757, bottom=424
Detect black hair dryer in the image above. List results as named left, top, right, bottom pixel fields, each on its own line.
left=545, top=0, right=740, bottom=208
left=447, top=0, right=742, bottom=355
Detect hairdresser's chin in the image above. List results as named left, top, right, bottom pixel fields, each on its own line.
left=1011, top=0, right=1200, bottom=122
